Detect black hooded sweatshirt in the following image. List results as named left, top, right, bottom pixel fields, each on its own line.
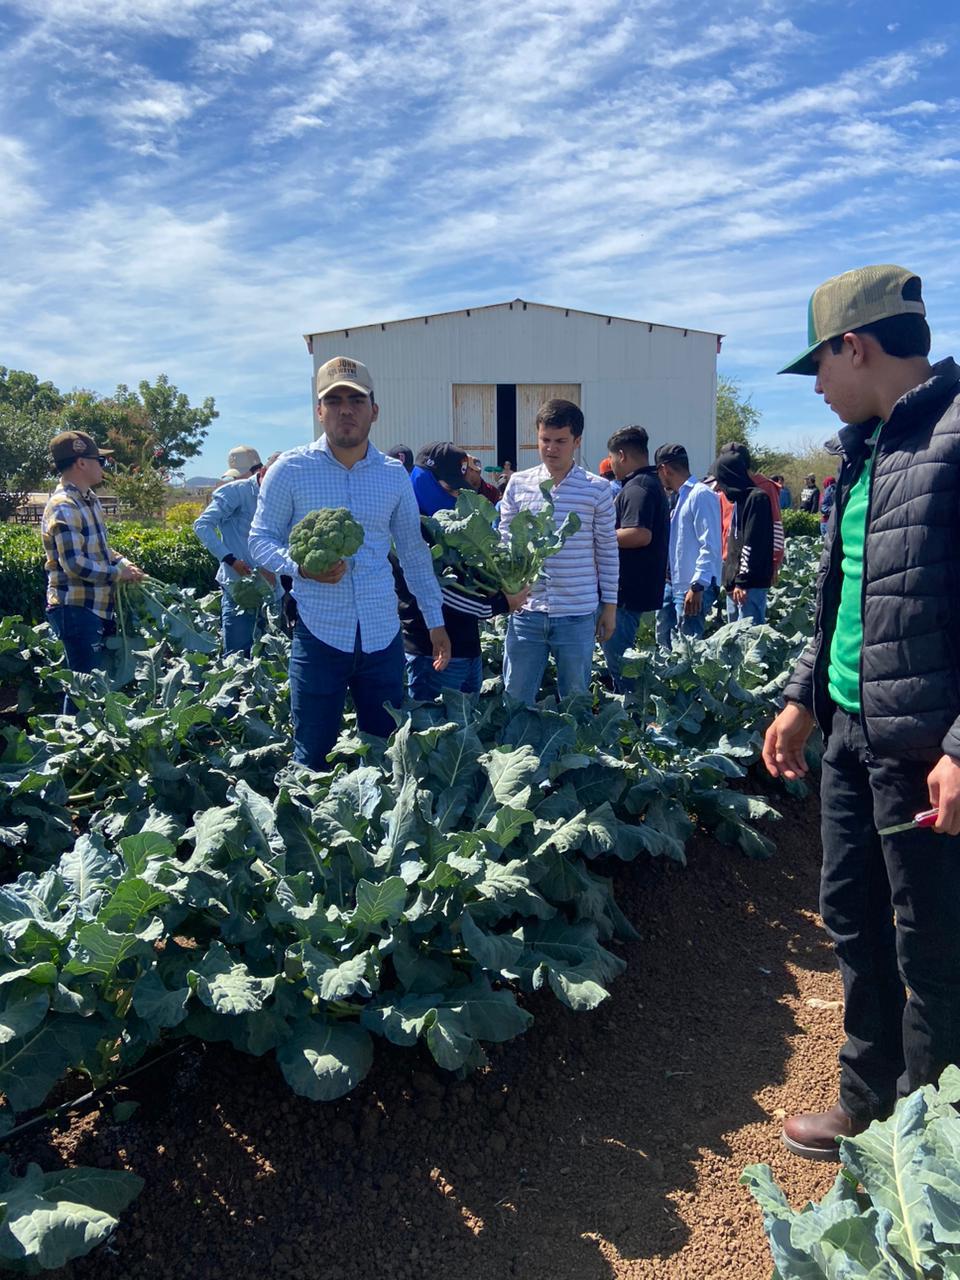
left=713, top=456, right=775, bottom=590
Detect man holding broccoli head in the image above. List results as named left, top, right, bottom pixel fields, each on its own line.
left=249, top=357, right=450, bottom=769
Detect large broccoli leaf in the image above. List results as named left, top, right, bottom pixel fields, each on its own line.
left=424, top=484, right=580, bottom=596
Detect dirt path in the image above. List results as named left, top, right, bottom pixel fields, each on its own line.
left=26, top=785, right=844, bottom=1280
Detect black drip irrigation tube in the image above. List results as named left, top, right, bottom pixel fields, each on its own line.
left=0, top=1039, right=197, bottom=1148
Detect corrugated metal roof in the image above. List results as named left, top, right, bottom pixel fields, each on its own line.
left=303, top=298, right=723, bottom=347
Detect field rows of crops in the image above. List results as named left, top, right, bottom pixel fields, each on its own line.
left=0, top=538, right=817, bottom=1270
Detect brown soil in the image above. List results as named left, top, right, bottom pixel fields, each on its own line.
left=19, top=780, right=844, bottom=1280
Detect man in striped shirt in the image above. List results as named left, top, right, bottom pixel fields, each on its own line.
left=499, top=399, right=619, bottom=705
left=42, top=431, right=144, bottom=711
left=249, top=356, right=451, bottom=770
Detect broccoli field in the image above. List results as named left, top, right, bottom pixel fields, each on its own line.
left=0, top=540, right=833, bottom=1276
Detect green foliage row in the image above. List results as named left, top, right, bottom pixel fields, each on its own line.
left=0, top=525, right=216, bottom=623
left=0, top=541, right=821, bottom=1269
left=781, top=508, right=821, bottom=538
left=0, top=527, right=47, bottom=623
left=744, top=1066, right=960, bottom=1279
left=0, top=573, right=816, bottom=1119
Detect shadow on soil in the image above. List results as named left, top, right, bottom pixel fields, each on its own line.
left=29, top=786, right=829, bottom=1280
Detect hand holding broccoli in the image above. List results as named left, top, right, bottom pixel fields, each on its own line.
left=299, top=559, right=347, bottom=584
left=504, top=585, right=531, bottom=612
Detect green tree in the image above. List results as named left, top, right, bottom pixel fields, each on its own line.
left=109, top=457, right=169, bottom=520
left=57, top=389, right=140, bottom=452
left=0, top=368, right=63, bottom=521
left=751, top=444, right=795, bottom=477
left=0, top=407, right=55, bottom=521
left=715, top=375, right=761, bottom=455
left=111, top=374, right=217, bottom=472
left=0, top=367, right=64, bottom=416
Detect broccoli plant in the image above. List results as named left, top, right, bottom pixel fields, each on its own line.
left=742, top=1066, right=960, bottom=1279
left=229, top=571, right=273, bottom=613
left=423, top=485, right=580, bottom=597
left=289, top=508, right=364, bottom=575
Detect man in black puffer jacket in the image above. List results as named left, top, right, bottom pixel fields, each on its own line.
left=762, top=264, right=960, bottom=1161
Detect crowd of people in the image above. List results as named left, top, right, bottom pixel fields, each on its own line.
left=37, top=262, right=960, bottom=1168
left=40, top=356, right=788, bottom=756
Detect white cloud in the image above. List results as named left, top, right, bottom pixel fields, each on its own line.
left=888, top=98, right=941, bottom=116
left=2, top=0, right=959, bottom=472
left=832, top=119, right=902, bottom=150
left=199, top=28, right=274, bottom=71
left=7, top=0, right=218, bottom=32
left=0, top=136, right=39, bottom=222
left=110, top=80, right=205, bottom=132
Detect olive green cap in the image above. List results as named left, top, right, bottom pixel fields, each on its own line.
left=779, top=264, right=925, bottom=375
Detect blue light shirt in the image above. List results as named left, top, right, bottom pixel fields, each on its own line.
left=668, top=476, right=722, bottom=590
left=193, top=475, right=262, bottom=587
left=249, top=436, right=444, bottom=654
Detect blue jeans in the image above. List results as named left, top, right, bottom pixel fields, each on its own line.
left=221, top=589, right=258, bottom=657
left=725, top=587, right=768, bottom=625
left=503, top=610, right=596, bottom=705
left=601, top=606, right=647, bottom=693
left=406, top=653, right=482, bottom=700
left=659, top=582, right=717, bottom=645
left=655, top=585, right=675, bottom=650
left=46, top=605, right=107, bottom=714
left=821, top=709, right=960, bottom=1120
left=289, top=623, right=404, bottom=770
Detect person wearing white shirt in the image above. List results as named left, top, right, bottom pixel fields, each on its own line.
left=499, top=399, right=619, bottom=704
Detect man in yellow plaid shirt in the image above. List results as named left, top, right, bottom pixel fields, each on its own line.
left=42, top=431, right=144, bottom=711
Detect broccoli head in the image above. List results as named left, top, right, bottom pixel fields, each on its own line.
left=289, top=507, right=365, bottom=574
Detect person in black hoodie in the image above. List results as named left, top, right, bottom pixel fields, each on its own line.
left=800, top=473, right=821, bottom=512
left=712, top=450, right=774, bottom=624
left=393, top=442, right=529, bottom=700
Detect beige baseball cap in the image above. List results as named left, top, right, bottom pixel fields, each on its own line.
left=226, top=445, right=262, bottom=473
left=316, top=356, right=374, bottom=399
left=780, top=264, right=925, bottom=375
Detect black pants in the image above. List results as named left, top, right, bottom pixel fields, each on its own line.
left=820, top=709, right=960, bottom=1121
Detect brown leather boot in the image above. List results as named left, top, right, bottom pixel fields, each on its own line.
left=782, top=1102, right=869, bottom=1161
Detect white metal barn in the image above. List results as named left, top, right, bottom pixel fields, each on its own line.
left=303, top=300, right=722, bottom=478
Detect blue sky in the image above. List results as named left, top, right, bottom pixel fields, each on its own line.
left=2, top=0, right=959, bottom=477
